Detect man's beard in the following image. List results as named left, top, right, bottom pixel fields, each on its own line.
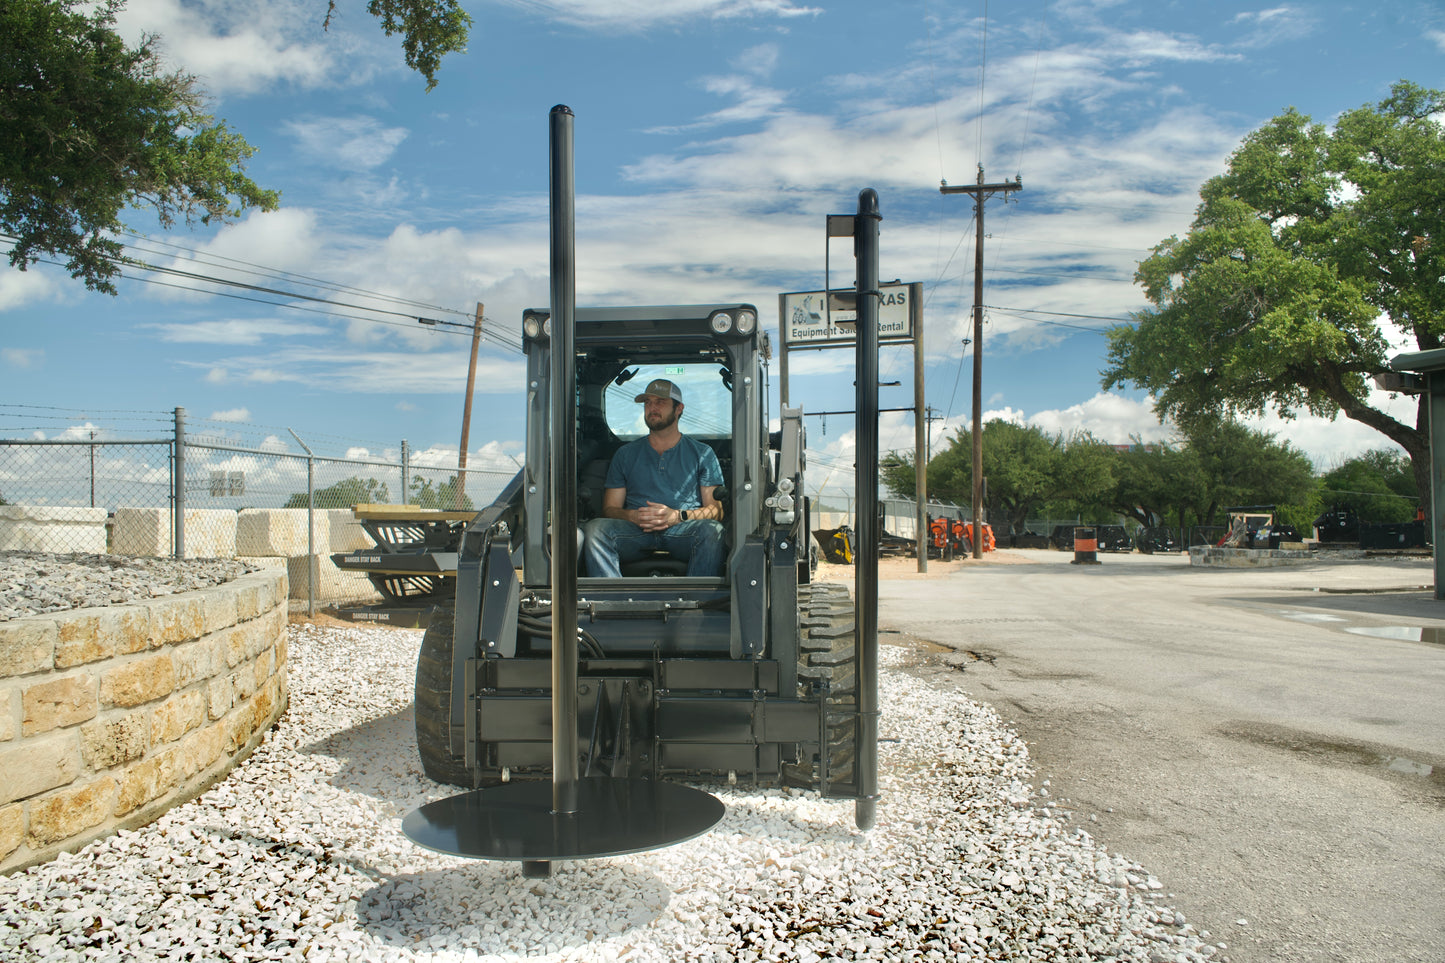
left=646, top=407, right=679, bottom=431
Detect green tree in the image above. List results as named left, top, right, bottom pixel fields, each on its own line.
left=1103, top=81, right=1445, bottom=504
left=1178, top=418, right=1316, bottom=529
left=1109, top=441, right=1199, bottom=529
left=409, top=474, right=473, bottom=511
left=1105, top=421, right=1315, bottom=536
left=324, top=0, right=470, bottom=92
left=883, top=420, right=1115, bottom=535
left=1318, top=449, right=1418, bottom=522
left=284, top=476, right=390, bottom=509
left=1, top=0, right=279, bottom=292
left=3, top=0, right=471, bottom=294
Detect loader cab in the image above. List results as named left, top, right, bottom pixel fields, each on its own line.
left=519, top=304, right=769, bottom=592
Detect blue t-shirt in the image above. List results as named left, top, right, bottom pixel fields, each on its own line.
left=605, top=435, right=724, bottom=511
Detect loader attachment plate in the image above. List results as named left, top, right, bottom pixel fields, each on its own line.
left=401, top=776, right=724, bottom=862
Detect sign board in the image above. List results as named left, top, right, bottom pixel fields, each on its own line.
left=778, top=282, right=920, bottom=346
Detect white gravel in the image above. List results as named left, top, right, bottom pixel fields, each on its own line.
left=0, top=552, right=256, bottom=622
left=0, top=621, right=1225, bottom=962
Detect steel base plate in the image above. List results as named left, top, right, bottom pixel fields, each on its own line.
left=402, top=777, right=725, bottom=862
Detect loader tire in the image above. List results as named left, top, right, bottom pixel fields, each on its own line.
left=785, top=582, right=857, bottom=790
left=414, top=605, right=471, bottom=787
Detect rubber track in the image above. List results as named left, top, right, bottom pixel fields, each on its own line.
left=414, top=605, right=472, bottom=787
left=785, top=583, right=857, bottom=788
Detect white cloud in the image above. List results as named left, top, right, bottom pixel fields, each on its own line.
left=1, top=347, right=43, bottom=369
left=208, top=408, right=251, bottom=422
left=178, top=346, right=526, bottom=396
left=135, top=209, right=325, bottom=306
left=1227, top=6, right=1317, bottom=48
left=496, top=0, right=820, bottom=31
left=283, top=117, right=410, bottom=172
left=0, top=265, right=66, bottom=311
left=1430, top=30, right=1445, bottom=53
left=112, top=0, right=344, bottom=95
left=147, top=319, right=329, bottom=344
left=999, top=390, right=1416, bottom=469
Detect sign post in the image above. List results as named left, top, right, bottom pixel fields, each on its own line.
left=777, top=281, right=927, bottom=570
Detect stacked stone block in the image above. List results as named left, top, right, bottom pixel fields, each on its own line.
left=0, top=570, right=288, bottom=875
left=0, top=507, right=108, bottom=554
left=236, top=508, right=329, bottom=558
left=112, top=508, right=239, bottom=558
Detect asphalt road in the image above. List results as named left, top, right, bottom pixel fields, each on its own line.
left=875, top=550, right=1445, bottom=963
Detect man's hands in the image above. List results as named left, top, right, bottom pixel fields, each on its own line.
left=634, top=501, right=680, bottom=532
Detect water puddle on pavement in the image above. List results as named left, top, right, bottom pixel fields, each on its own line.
left=1223, top=724, right=1444, bottom=797
left=1280, top=611, right=1347, bottom=623
left=1344, top=625, right=1445, bottom=645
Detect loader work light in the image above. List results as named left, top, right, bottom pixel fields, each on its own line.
left=709, top=310, right=734, bottom=334
left=523, top=313, right=552, bottom=342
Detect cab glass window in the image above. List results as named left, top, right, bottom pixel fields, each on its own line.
left=604, top=363, right=731, bottom=441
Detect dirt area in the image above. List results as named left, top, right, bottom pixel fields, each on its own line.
left=287, top=610, right=377, bottom=629
left=815, top=547, right=1048, bottom=584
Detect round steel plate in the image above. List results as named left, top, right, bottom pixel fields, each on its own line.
left=401, top=777, right=725, bottom=862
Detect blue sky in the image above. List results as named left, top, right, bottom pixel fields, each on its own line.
left=3, top=0, right=1443, bottom=505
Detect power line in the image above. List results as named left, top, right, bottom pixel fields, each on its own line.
left=3, top=233, right=525, bottom=353
left=984, top=304, right=1134, bottom=324
left=119, top=231, right=474, bottom=320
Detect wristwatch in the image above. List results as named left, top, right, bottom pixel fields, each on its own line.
left=681, top=509, right=690, bottom=521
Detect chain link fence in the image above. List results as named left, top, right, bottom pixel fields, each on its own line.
left=0, top=407, right=517, bottom=566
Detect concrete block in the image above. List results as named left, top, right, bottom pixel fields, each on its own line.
left=112, top=508, right=238, bottom=558
left=285, top=555, right=380, bottom=602
left=0, top=506, right=107, bottom=554
left=326, top=509, right=374, bottom=553
left=236, top=510, right=329, bottom=558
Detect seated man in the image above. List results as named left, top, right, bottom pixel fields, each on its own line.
left=582, top=379, right=726, bottom=577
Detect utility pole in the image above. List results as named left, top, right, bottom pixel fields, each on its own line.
left=941, top=166, right=1022, bottom=558
left=455, top=302, right=484, bottom=510
left=923, top=404, right=945, bottom=464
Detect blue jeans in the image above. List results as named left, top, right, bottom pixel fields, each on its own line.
left=582, top=517, right=726, bottom=577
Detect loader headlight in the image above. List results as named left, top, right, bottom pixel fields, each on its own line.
left=523, top=314, right=547, bottom=341
left=735, top=309, right=756, bottom=334
left=709, top=310, right=734, bottom=335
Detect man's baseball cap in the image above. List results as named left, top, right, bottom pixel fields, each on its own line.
left=634, top=379, right=683, bottom=404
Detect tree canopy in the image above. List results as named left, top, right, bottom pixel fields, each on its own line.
left=882, top=420, right=1115, bottom=535
left=325, top=0, right=471, bottom=92
left=1318, top=449, right=1418, bottom=523
left=1102, top=81, right=1444, bottom=502
left=409, top=474, right=473, bottom=512
left=285, top=476, right=391, bottom=509
left=1, top=0, right=279, bottom=292
left=2, top=0, right=470, bottom=294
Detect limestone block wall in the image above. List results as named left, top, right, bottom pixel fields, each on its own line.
left=237, top=509, right=329, bottom=558
left=0, top=569, right=288, bottom=875
left=1189, top=546, right=1319, bottom=567
left=326, top=508, right=373, bottom=553
left=0, top=507, right=108, bottom=554
left=112, top=508, right=239, bottom=558
left=286, top=554, right=379, bottom=602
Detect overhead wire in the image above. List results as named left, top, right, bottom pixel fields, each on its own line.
left=0, top=231, right=525, bottom=354
left=119, top=230, right=474, bottom=320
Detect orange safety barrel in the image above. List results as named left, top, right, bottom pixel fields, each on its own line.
left=1071, top=526, right=1100, bottom=565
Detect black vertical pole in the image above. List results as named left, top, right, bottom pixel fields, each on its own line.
left=853, top=188, right=881, bottom=831
left=173, top=407, right=186, bottom=560
left=548, top=105, right=580, bottom=821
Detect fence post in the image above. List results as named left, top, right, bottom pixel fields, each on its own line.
left=401, top=439, right=409, bottom=505
left=289, top=429, right=316, bottom=617
left=173, top=407, right=186, bottom=559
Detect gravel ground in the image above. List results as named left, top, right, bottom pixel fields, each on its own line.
left=0, top=610, right=1226, bottom=963
left=0, top=552, right=256, bottom=622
